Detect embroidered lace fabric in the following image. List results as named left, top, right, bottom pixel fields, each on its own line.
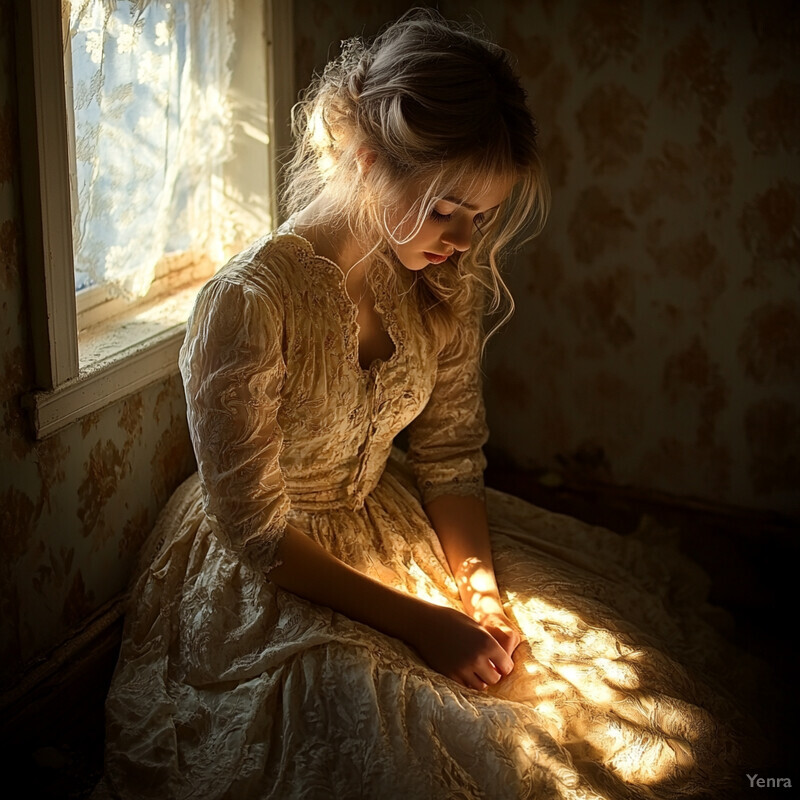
left=94, top=230, right=756, bottom=800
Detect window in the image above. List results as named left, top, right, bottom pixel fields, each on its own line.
left=16, top=0, right=293, bottom=438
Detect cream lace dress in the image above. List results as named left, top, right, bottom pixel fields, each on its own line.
left=96, top=228, right=750, bottom=800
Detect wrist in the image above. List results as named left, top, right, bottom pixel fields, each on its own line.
left=398, top=595, right=454, bottom=649
left=461, top=591, right=505, bottom=624
left=454, top=557, right=503, bottom=621
left=372, top=584, right=437, bottom=646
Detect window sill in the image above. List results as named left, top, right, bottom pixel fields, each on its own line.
left=25, top=282, right=203, bottom=439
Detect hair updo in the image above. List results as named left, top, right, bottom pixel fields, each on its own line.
left=283, top=8, right=549, bottom=351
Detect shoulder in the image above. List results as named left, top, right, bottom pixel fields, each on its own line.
left=218, top=230, right=313, bottom=294
left=197, top=229, right=320, bottom=312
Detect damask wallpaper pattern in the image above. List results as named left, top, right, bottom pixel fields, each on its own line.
left=475, top=0, right=799, bottom=511
left=0, top=1, right=196, bottom=688
left=1, top=0, right=797, bottom=688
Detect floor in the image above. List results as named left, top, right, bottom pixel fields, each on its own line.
left=5, top=467, right=798, bottom=798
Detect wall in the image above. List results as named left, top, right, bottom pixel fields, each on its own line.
left=295, top=0, right=799, bottom=516
left=472, top=0, right=799, bottom=515
left=0, top=0, right=418, bottom=691
left=0, top=1, right=196, bottom=690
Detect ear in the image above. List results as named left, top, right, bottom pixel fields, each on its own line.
left=356, top=148, right=377, bottom=176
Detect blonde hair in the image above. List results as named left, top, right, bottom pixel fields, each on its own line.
left=283, top=8, right=549, bottom=352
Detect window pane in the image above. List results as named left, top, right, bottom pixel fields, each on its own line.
left=67, top=0, right=241, bottom=300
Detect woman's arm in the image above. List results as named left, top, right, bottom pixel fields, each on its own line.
left=424, top=493, right=521, bottom=659
left=269, top=524, right=514, bottom=690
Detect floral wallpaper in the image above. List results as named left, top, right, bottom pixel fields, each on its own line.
left=1, top=0, right=797, bottom=690
left=0, top=1, right=197, bottom=689
left=474, top=0, right=799, bottom=515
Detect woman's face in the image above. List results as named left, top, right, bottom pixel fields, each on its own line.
left=388, top=174, right=514, bottom=272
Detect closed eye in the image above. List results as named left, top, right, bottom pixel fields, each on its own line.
left=429, top=204, right=498, bottom=233
left=429, top=208, right=452, bottom=222
left=430, top=209, right=490, bottom=226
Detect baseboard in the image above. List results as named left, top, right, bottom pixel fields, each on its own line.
left=0, top=595, right=125, bottom=747
left=484, top=459, right=799, bottom=540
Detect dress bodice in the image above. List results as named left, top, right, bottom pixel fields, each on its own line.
left=263, top=232, right=438, bottom=509
left=179, top=231, right=489, bottom=573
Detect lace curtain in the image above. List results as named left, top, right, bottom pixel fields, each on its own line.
left=68, top=0, right=236, bottom=299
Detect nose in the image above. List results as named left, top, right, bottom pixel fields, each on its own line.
left=441, top=218, right=472, bottom=253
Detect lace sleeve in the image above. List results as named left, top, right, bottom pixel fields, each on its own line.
left=179, top=276, right=290, bottom=574
left=406, top=299, right=488, bottom=505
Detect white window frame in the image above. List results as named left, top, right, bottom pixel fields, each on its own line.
left=15, top=0, right=294, bottom=439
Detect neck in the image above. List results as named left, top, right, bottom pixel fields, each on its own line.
left=293, top=193, right=369, bottom=276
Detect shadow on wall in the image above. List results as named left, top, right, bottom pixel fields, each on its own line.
left=475, top=0, right=799, bottom=517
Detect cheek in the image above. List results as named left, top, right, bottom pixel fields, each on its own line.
left=389, top=214, right=434, bottom=248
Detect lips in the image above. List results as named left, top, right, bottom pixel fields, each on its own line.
left=423, top=251, right=451, bottom=264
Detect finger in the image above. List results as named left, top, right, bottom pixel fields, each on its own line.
left=453, top=671, right=485, bottom=691
left=479, top=662, right=503, bottom=686
left=489, top=628, right=518, bottom=657
left=472, top=657, right=504, bottom=686
left=503, top=632, right=521, bottom=657
left=472, top=677, right=488, bottom=691
left=485, top=624, right=521, bottom=656
left=491, top=648, right=515, bottom=676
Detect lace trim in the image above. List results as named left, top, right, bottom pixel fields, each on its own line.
left=274, top=228, right=404, bottom=380
left=419, top=476, right=486, bottom=505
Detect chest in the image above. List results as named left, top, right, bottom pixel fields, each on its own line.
left=355, top=286, right=394, bottom=371
left=277, top=277, right=437, bottom=441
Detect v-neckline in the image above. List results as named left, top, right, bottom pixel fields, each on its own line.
left=280, top=224, right=400, bottom=377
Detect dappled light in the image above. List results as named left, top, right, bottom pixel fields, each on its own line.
left=396, top=563, right=706, bottom=793
left=399, top=559, right=457, bottom=608
left=498, top=590, right=702, bottom=791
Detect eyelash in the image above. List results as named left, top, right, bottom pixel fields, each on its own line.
left=429, top=209, right=487, bottom=227
left=429, top=209, right=451, bottom=222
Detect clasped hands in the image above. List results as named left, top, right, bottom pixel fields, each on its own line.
left=410, top=558, right=521, bottom=692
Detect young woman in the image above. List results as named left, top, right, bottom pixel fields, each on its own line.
left=96, top=10, right=747, bottom=799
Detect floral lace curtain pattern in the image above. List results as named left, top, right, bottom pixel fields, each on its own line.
left=68, top=0, right=236, bottom=299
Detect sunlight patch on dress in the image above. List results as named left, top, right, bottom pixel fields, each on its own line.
left=500, top=591, right=699, bottom=788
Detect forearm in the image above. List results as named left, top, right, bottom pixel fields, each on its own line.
left=269, top=509, right=517, bottom=684
left=423, top=493, right=503, bottom=620
left=268, top=523, right=424, bottom=643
